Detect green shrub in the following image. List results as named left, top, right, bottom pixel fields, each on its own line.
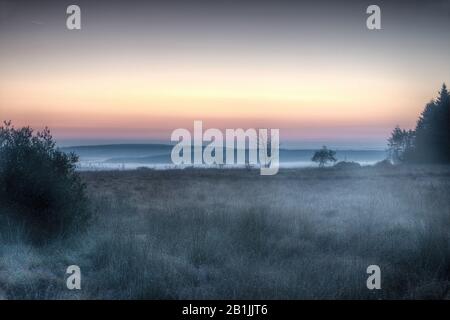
left=0, top=121, right=89, bottom=244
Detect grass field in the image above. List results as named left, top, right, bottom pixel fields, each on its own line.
left=1, top=165, right=450, bottom=299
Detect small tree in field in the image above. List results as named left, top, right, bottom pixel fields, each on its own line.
left=0, top=121, right=89, bottom=244
left=312, top=146, right=337, bottom=167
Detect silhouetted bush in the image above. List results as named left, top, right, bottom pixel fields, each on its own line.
left=0, top=121, right=89, bottom=244
left=333, top=161, right=361, bottom=170
left=373, top=159, right=393, bottom=169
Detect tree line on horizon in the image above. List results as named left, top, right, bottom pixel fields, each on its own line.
left=388, top=83, right=450, bottom=164
left=312, top=83, right=450, bottom=168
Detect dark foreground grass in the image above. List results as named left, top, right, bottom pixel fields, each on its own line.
left=1, top=165, right=449, bottom=299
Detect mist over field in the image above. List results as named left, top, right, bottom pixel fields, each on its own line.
left=1, top=165, right=449, bottom=299
left=61, top=144, right=387, bottom=170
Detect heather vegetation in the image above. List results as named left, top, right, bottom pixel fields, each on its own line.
left=1, top=167, right=449, bottom=299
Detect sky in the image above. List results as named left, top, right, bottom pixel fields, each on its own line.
left=0, top=0, right=449, bottom=148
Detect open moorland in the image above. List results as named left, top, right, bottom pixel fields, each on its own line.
left=1, top=165, right=449, bottom=299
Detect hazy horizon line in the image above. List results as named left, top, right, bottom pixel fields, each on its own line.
left=59, top=141, right=388, bottom=151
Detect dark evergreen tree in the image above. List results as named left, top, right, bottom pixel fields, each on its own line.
left=414, top=84, right=450, bottom=163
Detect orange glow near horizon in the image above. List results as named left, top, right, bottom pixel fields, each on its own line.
left=0, top=60, right=434, bottom=144
left=1, top=1, right=449, bottom=147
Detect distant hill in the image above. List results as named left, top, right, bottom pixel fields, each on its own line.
left=61, top=144, right=173, bottom=159
left=62, top=144, right=387, bottom=165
